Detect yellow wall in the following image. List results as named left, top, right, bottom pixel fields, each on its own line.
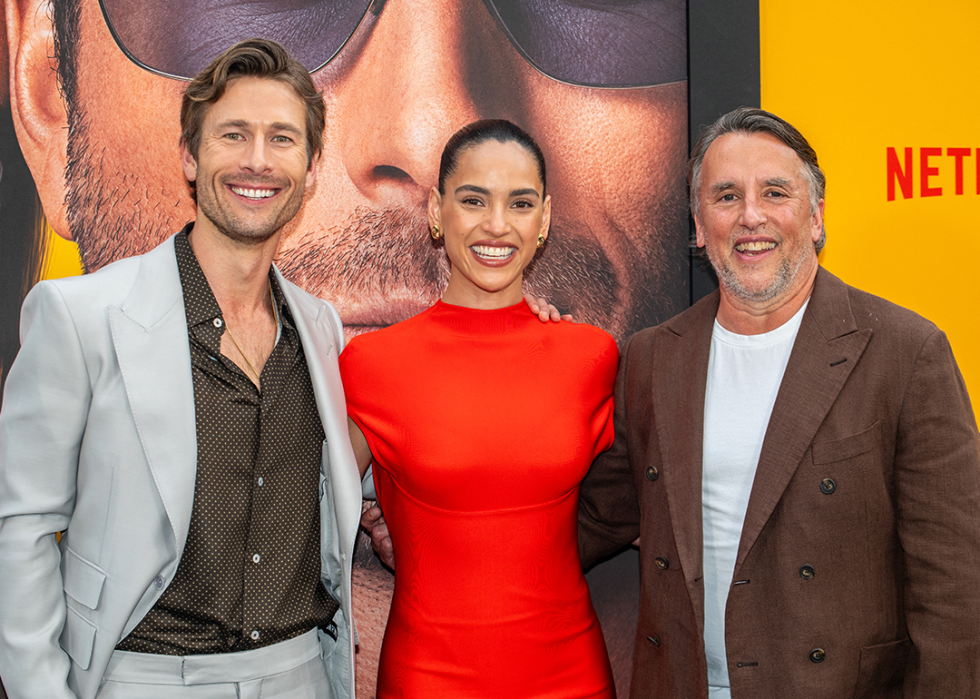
left=40, top=226, right=84, bottom=280
left=761, top=0, right=980, bottom=416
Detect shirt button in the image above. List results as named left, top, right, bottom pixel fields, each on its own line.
left=257, top=477, right=264, bottom=486
left=154, top=575, right=164, bottom=590
left=252, top=554, right=261, bottom=563
left=251, top=630, right=260, bottom=641
left=213, top=318, right=223, bottom=328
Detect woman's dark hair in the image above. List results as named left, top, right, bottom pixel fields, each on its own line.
left=438, top=120, right=546, bottom=195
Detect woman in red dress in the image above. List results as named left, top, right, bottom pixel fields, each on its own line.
left=340, top=120, right=618, bottom=698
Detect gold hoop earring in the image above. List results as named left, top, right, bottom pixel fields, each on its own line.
left=430, top=225, right=441, bottom=240
left=536, top=234, right=546, bottom=249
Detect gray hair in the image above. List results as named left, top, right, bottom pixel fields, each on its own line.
left=688, top=107, right=826, bottom=253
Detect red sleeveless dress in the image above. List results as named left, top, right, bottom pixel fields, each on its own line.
left=340, top=301, right=617, bottom=698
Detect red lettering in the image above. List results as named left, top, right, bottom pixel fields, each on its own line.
left=887, top=147, right=913, bottom=201
left=920, top=148, right=942, bottom=197
left=947, top=148, right=972, bottom=195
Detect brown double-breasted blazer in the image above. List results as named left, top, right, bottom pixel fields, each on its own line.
left=579, top=268, right=980, bottom=698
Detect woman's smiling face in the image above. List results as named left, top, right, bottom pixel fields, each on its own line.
left=430, top=139, right=550, bottom=309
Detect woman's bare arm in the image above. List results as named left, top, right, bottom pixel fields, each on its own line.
left=348, top=416, right=373, bottom=479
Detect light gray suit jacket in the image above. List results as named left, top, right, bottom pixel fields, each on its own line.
left=0, top=235, right=362, bottom=699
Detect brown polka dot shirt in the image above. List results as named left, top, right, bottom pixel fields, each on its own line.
left=116, top=227, right=339, bottom=655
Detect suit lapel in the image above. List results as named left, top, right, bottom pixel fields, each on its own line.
left=109, top=237, right=198, bottom=551
left=275, top=270, right=361, bottom=554
left=656, top=293, right=718, bottom=622
left=734, top=269, right=872, bottom=573
left=273, top=269, right=338, bottom=443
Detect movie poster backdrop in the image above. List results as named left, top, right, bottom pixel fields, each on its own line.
left=0, top=0, right=691, bottom=695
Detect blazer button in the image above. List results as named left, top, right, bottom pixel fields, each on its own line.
left=799, top=565, right=816, bottom=580
left=655, top=556, right=669, bottom=570
left=820, top=478, right=836, bottom=494
left=809, top=648, right=826, bottom=663
left=646, top=635, right=660, bottom=646
left=645, top=466, right=659, bottom=481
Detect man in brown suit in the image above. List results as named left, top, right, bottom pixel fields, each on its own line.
left=578, top=107, right=980, bottom=698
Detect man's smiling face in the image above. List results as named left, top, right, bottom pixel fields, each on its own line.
left=182, top=77, right=316, bottom=246
left=694, top=131, right=823, bottom=309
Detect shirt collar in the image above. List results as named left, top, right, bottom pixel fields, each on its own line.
left=174, top=224, right=294, bottom=334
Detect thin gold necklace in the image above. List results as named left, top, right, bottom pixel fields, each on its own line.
left=223, top=280, right=279, bottom=383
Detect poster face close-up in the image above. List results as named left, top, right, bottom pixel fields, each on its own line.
left=0, top=0, right=692, bottom=696
left=3, top=0, right=691, bottom=346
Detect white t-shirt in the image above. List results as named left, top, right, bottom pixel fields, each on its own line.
left=702, top=302, right=807, bottom=698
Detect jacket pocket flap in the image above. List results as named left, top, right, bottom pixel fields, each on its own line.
left=812, top=421, right=880, bottom=465
left=64, top=605, right=97, bottom=671
left=63, top=548, right=107, bottom=610
left=854, top=637, right=910, bottom=697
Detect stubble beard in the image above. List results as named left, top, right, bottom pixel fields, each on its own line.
left=194, top=172, right=302, bottom=246
left=277, top=182, right=689, bottom=344
left=66, top=110, right=183, bottom=271
left=706, top=233, right=815, bottom=305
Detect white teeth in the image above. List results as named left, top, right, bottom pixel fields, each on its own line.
left=472, top=245, right=515, bottom=259
left=735, top=241, right=776, bottom=253
left=231, top=186, right=275, bottom=199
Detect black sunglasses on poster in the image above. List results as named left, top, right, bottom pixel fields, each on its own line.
left=98, top=0, right=687, bottom=88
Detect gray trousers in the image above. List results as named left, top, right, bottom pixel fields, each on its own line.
left=97, top=629, right=330, bottom=699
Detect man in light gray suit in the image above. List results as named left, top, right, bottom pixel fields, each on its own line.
left=0, top=40, right=363, bottom=699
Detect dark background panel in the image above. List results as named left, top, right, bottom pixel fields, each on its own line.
left=688, top=0, right=761, bottom=304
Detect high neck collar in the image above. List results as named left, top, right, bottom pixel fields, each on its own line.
left=429, top=300, right=531, bottom=335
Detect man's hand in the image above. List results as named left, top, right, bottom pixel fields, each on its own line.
left=360, top=503, right=394, bottom=569
left=523, top=293, right=574, bottom=323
